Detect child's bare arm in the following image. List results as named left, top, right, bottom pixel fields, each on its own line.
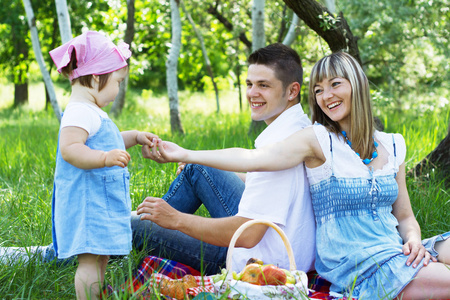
left=121, top=130, right=159, bottom=149
left=60, top=126, right=130, bottom=169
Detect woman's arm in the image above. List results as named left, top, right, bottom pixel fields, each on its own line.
left=392, top=163, right=437, bottom=267
left=154, top=126, right=320, bottom=173
left=60, top=126, right=131, bottom=169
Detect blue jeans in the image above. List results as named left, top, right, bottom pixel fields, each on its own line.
left=131, top=164, right=245, bottom=274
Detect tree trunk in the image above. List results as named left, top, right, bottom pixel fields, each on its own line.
left=181, top=1, right=220, bottom=113
left=282, top=13, right=299, bottom=46
left=248, top=0, right=267, bottom=136
left=282, top=0, right=361, bottom=65
left=252, top=0, right=265, bottom=52
left=14, top=82, right=28, bottom=107
left=166, top=0, right=184, bottom=135
left=412, top=123, right=450, bottom=185
left=235, top=38, right=243, bottom=112
left=12, top=28, right=29, bottom=107
left=23, top=0, right=61, bottom=122
left=110, top=0, right=135, bottom=117
left=54, top=0, right=72, bottom=43
left=46, top=17, right=59, bottom=111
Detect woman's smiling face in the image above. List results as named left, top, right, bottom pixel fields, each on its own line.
left=313, top=77, right=352, bottom=130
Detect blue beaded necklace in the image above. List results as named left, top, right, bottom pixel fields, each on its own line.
left=342, top=131, right=378, bottom=165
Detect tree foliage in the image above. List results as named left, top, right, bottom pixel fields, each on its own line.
left=0, top=0, right=448, bottom=117
left=339, top=0, right=449, bottom=108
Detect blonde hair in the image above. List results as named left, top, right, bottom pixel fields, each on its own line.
left=308, top=52, right=375, bottom=160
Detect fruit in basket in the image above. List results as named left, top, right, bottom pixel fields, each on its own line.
left=281, top=268, right=296, bottom=284
left=240, top=263, right=264, bottom=285
left=246, top=257, right=264, bottom=265
left=159, top=275, right=198, bottom=300
left=232, top=270, right=241, bottom=280
left=258, top=264, right=287, bottom=286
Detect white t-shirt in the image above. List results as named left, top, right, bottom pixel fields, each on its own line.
left=233, top=104, right=316, bottom=273
left=60, top=102, right=109, bottom=137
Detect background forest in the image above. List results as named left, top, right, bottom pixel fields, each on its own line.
left=0, top=0, right=449, bottom=298
left=1, top=0, right=449, bottom=115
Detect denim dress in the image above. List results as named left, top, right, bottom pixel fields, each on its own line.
left=307, top=124, right=449, bottom=299
left=51, top=112, right=132, bottom=259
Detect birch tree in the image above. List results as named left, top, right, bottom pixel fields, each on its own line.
left=166, top=0, right=184, bottom=134
left=251, top=0, right=265, bottom=52
left=54, top=0, right=72, bottom=43
left=181, top=1, right=220, bottom=113
left=323, top=0, right=336, bottom=14
left=282, top=13, right=299, bottom=46
left=23, top=0, right=61, bottom=122
left=248, top=0, right=266, bottom=135
left=110, top=0, right=135, bottom=116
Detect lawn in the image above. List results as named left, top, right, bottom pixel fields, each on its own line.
left=0, top=80, right=449, bottom=298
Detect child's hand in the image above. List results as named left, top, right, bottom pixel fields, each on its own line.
left=136, top=132, right=159, bottom=147
left=104, top=149, right=131, bottom=168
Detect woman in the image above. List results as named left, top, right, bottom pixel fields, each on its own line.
left=143, top=52, right=450, bottom=299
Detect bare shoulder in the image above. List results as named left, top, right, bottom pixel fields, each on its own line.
left=301, top=126, right=326, bottom=168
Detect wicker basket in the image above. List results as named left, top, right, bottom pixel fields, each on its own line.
left=213, top=219, right=309, bottom=299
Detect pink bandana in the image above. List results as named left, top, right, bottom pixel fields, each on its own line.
left=49, top=31, right=132, bottom=81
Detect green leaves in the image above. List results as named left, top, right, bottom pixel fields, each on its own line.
left=318, top=12, right=340, bottom=31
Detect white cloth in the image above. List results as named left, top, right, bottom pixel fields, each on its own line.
left=306, top=124, right=406, bottom=185
left=233, top=104, right=316, bottom=273
left=61, top=102, right=108, bottom=137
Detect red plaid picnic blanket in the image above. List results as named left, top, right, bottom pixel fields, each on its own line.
left=145, top=272, right=215, bottom=296
left=104, top=256, right=214, bottom=298
left=106, top=255, right=355, bottom=299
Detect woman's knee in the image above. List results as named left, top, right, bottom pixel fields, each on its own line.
left=435, top=238, right=450, bottom=264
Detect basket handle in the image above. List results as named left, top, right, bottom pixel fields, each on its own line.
left=225, top=219, right=297, bottom=275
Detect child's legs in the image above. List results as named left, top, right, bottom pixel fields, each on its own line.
left=398, top=262, right=450, bottom=299
left=435, top=237, right=450, bottom=264
left=75, top=254, right=109, bottom=300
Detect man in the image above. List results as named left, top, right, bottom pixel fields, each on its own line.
left=133, top=43, right=315, bottom=275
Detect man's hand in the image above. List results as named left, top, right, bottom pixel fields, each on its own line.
left=136, top=197, right=181, bottom=230
left=104, top=149, right=131, bottom=168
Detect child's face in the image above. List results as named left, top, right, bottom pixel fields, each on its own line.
left=96, top=67, right=127, bottom=108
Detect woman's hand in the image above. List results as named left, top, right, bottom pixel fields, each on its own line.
left=142, top=139, right=189, bottom=164
left=403, top=239, right=437, bottom=268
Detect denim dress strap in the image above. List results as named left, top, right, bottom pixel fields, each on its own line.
left=328, top=133, right=334, bottom=176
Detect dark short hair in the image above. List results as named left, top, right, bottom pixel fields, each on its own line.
left=60, top=50, right=112, bottom=91
left=247, top=43, right=303, bottom=90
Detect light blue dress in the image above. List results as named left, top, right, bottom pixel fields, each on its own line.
left=51, top=110, right=132, bottom=259
left=307, top=124, right=449, bottom=299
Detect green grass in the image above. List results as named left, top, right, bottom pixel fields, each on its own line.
left=0, top=81, right=449, bottom=299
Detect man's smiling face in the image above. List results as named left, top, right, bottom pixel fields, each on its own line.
left=246, top=64, right=293, bottom=126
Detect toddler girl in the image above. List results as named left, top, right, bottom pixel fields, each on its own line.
left=49, top=30, right=157, bottom=299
